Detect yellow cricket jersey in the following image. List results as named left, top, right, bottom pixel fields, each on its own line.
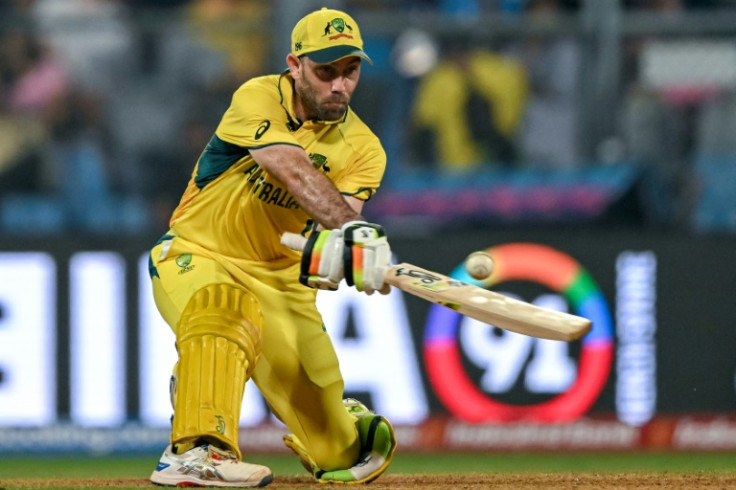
left=168, top=72, right=386, bottom=263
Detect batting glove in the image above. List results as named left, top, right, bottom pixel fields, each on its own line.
left=299, top=228, right=344, bottom=290
left=341, top=221, right=391, bottom=295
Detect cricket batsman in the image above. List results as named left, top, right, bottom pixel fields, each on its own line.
left=147, top=7, right=396, bottom=488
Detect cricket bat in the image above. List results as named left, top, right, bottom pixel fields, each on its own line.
left=281, top=233, right=591, bottom=342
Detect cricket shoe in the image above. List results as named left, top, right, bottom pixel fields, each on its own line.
left=150, top=443, right=273, bottom=487
left=283, top=398, right=396, bottom=484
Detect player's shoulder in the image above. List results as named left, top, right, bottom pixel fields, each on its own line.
left=340, top=109, right=386, bottom=160
left=234, top=74, right=282, bottom=98
left=341, top=109, right=379, bottom=143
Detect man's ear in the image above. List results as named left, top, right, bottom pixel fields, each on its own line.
left=286, top=53, right=301, bottom=78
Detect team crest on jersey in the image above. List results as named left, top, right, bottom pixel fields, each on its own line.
left=176, top=254, right=195, bottom=274
left=309, top=153, right=329, bottom=171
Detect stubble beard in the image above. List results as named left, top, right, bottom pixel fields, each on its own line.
left=298, top=72, right=350, bottom=122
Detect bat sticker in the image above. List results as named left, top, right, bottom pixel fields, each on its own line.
left=411, top=280, right=449, bottom=292
left=438, top=300, right=462, bottom=311
left=394, top=267, right=442, bottom=284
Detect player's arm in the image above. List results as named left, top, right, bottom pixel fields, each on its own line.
left=249, top=145, right=388, bottom=294
left=249, top=144, right=362, bottom=229
left=342, top=195, right=365, bottom=216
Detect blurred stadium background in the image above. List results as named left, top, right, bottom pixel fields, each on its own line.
left=1, top=0, right=736, bottom=470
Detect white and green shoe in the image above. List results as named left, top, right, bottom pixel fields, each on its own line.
left=283, top=398, right=396, bottom=484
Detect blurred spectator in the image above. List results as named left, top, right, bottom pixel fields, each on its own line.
left=618, top=0, right=709, bottom=227
left=135, top=110, right=216, bottom=231
left=125, top=0, right=273, bottom=229
left=514, top=0, right=582, bottom=168
left=100, top=0, right=259, bottom=231
left=29, top=0, right=139, bottom=199
left=0, top=15, right=66, bottom=195
left=408, top=42, right=529, bottom=171
left=185, top=0, right=271, bottom=82
left=0, top=0, right=149, bottom=233
left=31, top=0, right=136, bottom=93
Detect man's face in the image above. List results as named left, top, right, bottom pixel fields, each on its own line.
left=293, top=55, right=361, bottom=121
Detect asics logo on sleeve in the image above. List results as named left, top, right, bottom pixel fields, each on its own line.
left=255, top=120, right=271, bottom=140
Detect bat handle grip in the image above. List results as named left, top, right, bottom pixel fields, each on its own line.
left=281, top=232, right=307, bottom=252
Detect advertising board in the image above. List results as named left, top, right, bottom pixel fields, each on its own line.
left=1, top=229, right=734, bottom=452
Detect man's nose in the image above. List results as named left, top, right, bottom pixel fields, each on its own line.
left=331, top=76, right=348, bottom=92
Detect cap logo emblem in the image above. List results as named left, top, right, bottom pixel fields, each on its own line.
left=324, top=17, right=354, bottom=40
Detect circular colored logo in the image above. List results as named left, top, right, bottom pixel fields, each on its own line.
left=424, top=243, right=614, bottom=423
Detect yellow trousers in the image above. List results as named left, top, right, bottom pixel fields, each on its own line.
left=150, top=235, right=359, bottom=470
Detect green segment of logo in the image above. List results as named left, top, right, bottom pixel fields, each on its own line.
left=309, top=153, right=327, bottom=169
left=176, top=254, right=192, bottom=268
left=331, top=18, right=345, bottom=33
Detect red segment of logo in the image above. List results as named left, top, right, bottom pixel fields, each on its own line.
left=489, top=243, right=578, bottom=291
left=425, top=342, right=613, bottom=422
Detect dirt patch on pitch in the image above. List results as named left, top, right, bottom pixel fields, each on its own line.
left=3, top=473, right=735, bottom=489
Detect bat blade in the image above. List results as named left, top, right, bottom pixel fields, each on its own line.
left=280, top=233, right=591, bottom=341
left=387, top=263, right=591, bottom=342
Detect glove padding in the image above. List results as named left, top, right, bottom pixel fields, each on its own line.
left=341, top=221, right=391, bottom=295
left=299, top=221, right=391, bottom=295
left=299, top=228, right=345, bottom=290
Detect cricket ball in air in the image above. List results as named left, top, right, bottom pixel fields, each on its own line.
left=464, top=251, right=495, bottom=280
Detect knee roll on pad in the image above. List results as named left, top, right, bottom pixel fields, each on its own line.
left=171, top=283, right=263, bottom=458
left=283, top=399, right=397, bottom=484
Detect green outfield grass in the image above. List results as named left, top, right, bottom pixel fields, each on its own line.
left=1, top=451, right=735, bottom=480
